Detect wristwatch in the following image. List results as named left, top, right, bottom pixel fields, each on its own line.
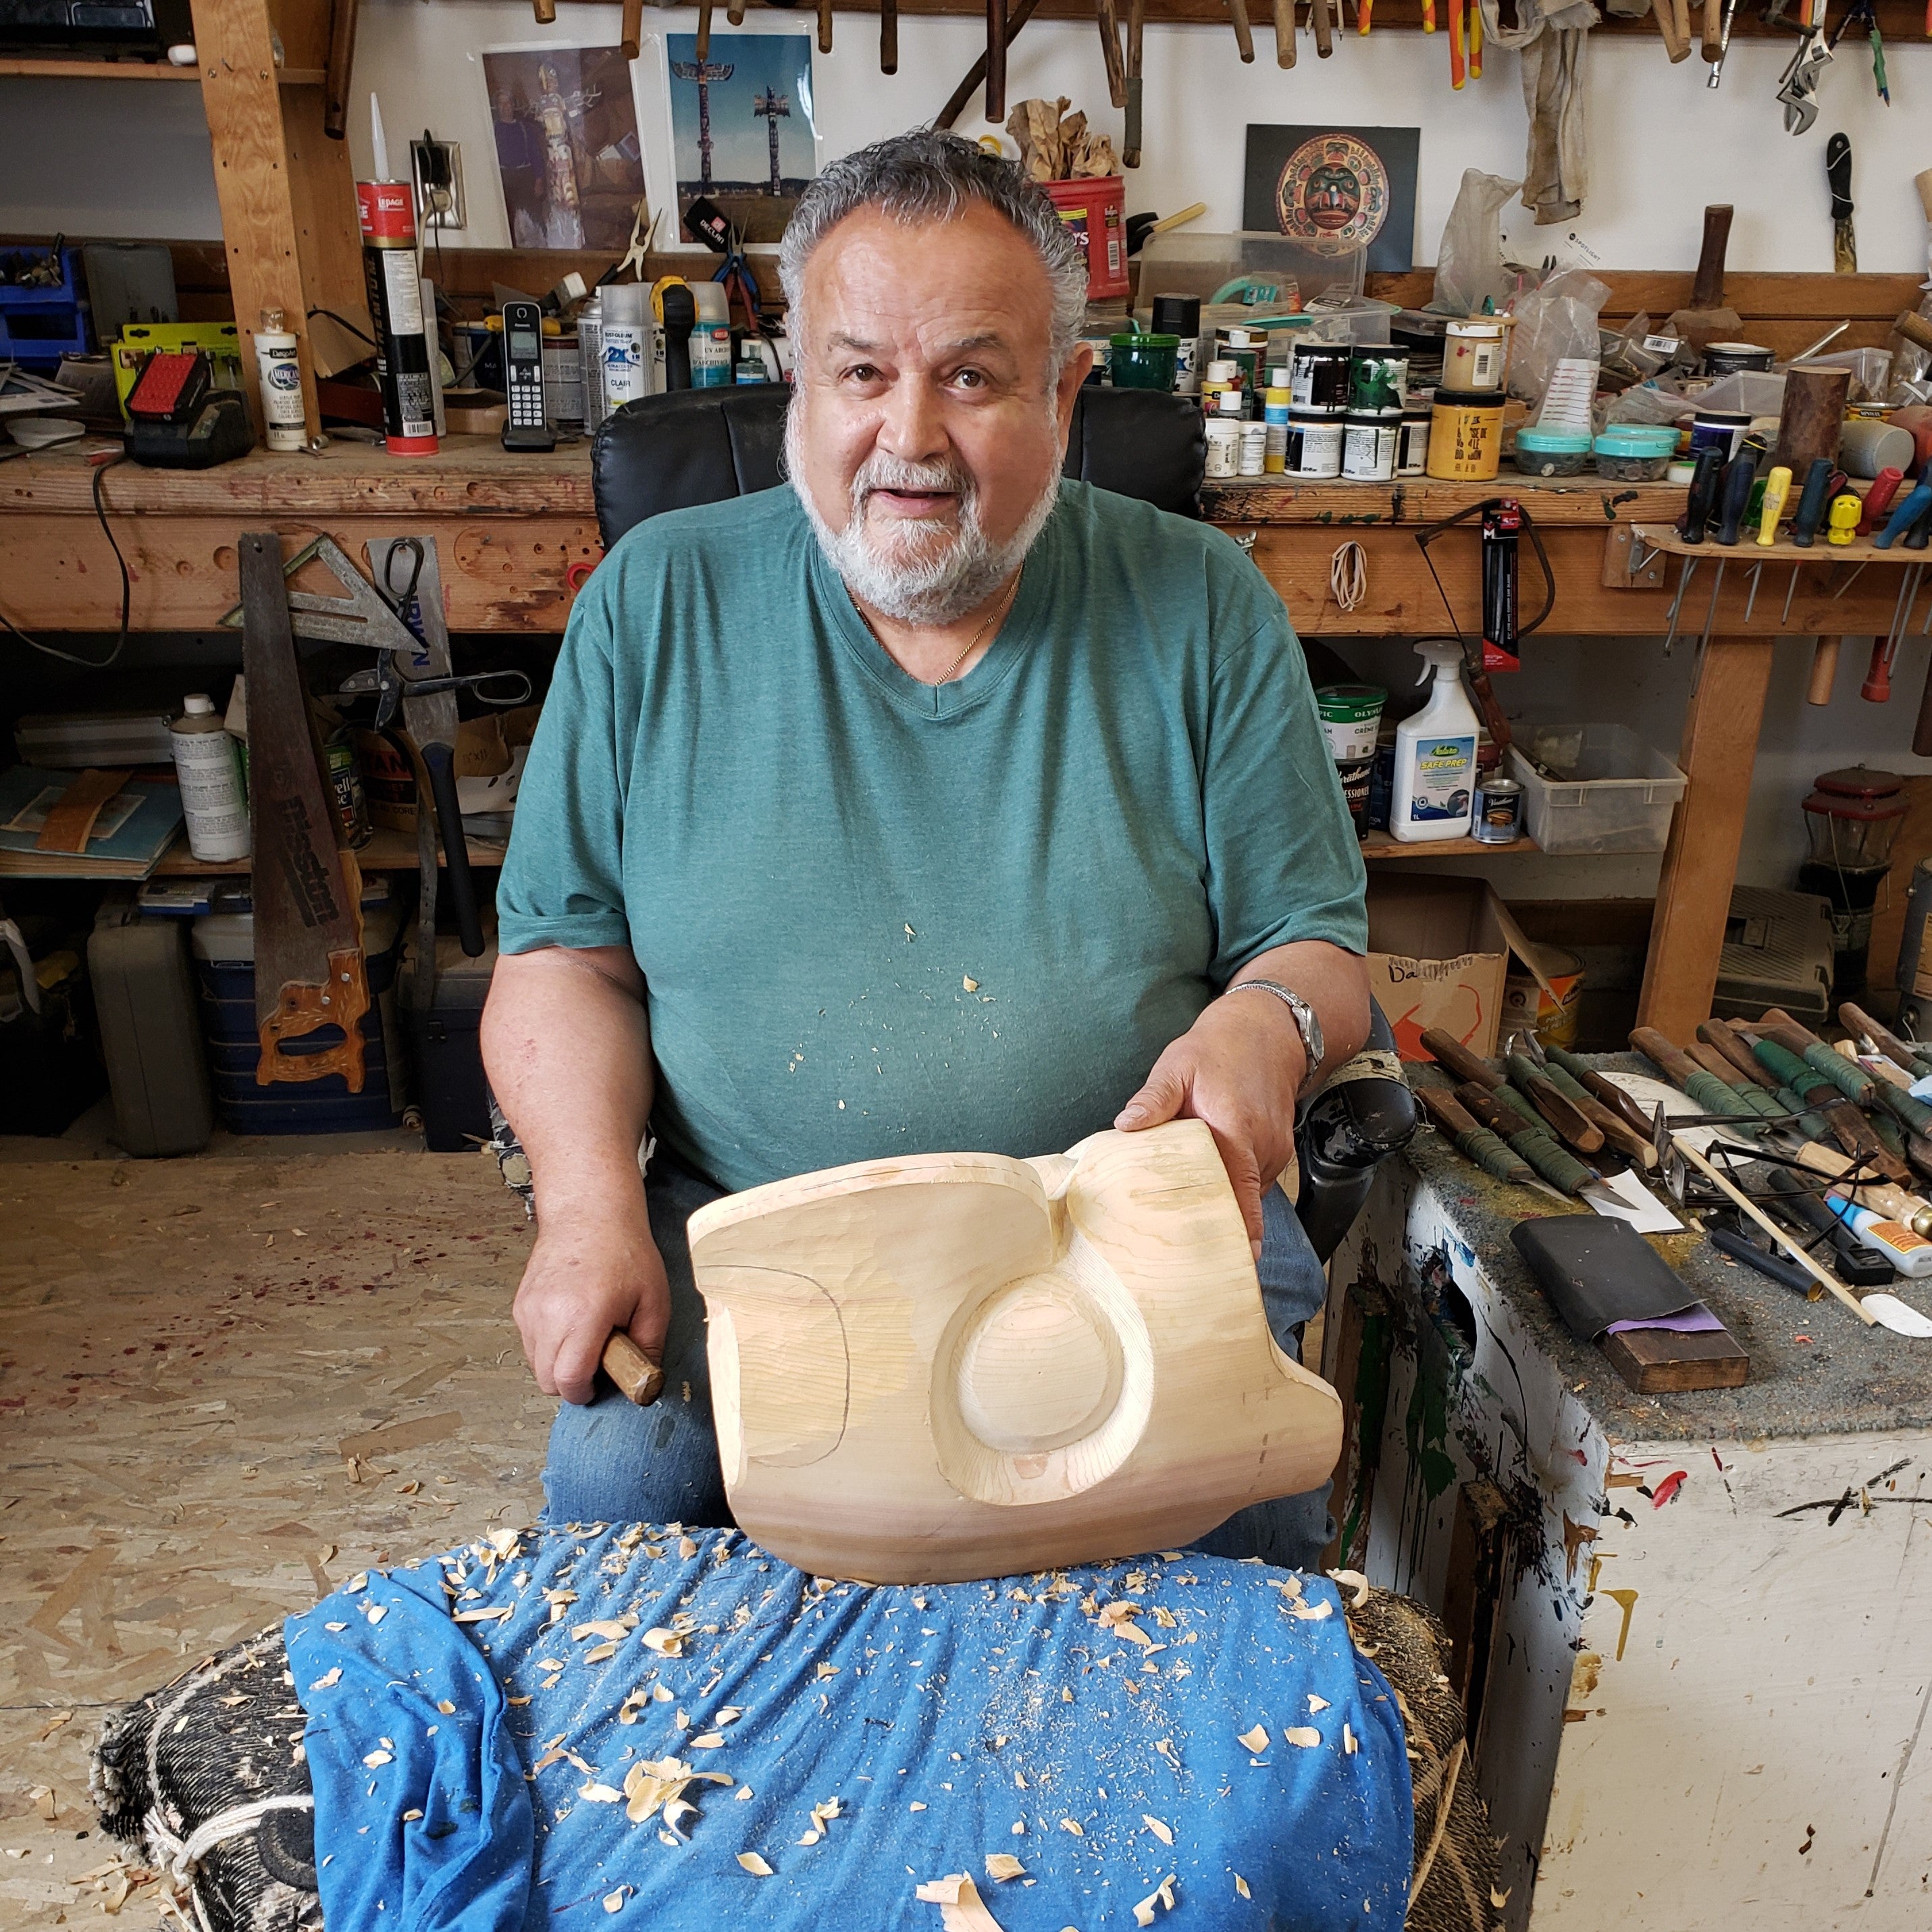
left=1226, top=979, right=1324, bottom=1087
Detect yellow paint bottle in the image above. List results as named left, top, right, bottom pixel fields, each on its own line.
left=1426, top=392, right=1505, bottom=481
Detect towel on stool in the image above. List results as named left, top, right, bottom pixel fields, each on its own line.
left=283, top=1523, right=1412, bottom=1929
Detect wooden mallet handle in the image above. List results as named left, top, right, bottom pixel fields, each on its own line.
left=1808, top=636, right=1841, bottom=707
left=602, top=1332, right=664, bottom=1407
left=1690, top=204, right=1732, bottom=309
left=1699, top=0, right=1721, bottom=60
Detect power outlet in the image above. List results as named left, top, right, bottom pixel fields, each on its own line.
left=411, top=138, right=465, bottom=232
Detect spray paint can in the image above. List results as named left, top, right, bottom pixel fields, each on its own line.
left=356, top=180, right=438, bottom=454
left=169, top=694, right=250, bottom=862
left=600, top=282, right=652, bottom=411
left=253, top=309, right=306, bottom=452
left=578, top=294, right=608, bottom=431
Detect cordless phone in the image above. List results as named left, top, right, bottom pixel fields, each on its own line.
left=500, top=299, right=556, bottom=452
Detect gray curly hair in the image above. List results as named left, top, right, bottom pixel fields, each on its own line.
left=778, top=129, right=1089, bottom=379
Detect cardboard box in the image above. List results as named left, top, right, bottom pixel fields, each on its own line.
left=1366, top=874, right=1547, bottom=1063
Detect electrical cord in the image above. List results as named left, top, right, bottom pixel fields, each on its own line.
left=0, top=453, right=132, bottom=669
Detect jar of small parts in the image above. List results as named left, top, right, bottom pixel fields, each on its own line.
left=1592, top=424, right=1677, bottom=481
left=1513, top=427, right=1592, bottom=477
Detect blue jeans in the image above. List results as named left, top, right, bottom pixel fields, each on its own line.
left=542, top=1156, right=1335, bottom=1571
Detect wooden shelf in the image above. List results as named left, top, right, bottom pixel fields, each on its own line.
left=1359, top=832, right=1538, bottom=860
left=0, top=57, right=324, bottom=82
left=150, top=826, right=509, bottom=878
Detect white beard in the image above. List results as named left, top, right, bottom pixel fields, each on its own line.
left=786, top=403, right=1061, bottom=627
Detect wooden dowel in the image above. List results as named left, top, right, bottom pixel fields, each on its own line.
left=1226, top=0, right=1256, bottom=60
left=1807, top=635, right=1840, bottom=706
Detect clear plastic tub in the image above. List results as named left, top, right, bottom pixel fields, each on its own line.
left=1505, top=721, right=1688, bottom=854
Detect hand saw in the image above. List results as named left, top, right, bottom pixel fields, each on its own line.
left=237, top=532, right=371, bottom=1092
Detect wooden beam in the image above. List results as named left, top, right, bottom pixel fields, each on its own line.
left=1636, top=637, right=1775, bottom=1043
left=280, top=76, right=374, bottom=377
left=189, top=0, right=320, bottom=438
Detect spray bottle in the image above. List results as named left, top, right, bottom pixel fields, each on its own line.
left=1390, top=639, right=1480, bottom=842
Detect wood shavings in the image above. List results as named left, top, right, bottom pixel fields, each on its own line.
left=653, top=1684, right=675, bottom=1701
left=1234, top=1875, right=1251, bottom=1900
left=1132, top=1874, right=1177, bottom=1926
left=452, top=1607, right=511, bottom=1625
left=1307, top=1695, right=1329, bottom=1713
left=579, top=1782, right=624, bottom=1803
left=603, top=1886, right=629, bottom=1913
left=1328, top=1569, right=1371, bottom=1609
left=1290, top=1599, right=1334, bottom=1623
left=537, top=1658, right=566, bottom=1673
left=308, top=1669, right=341, bottom=1692
left=641, top=1628, right=683, bottom=1656
left=34, top=1710, right=74, bottom=1742
left=963, top=977, right=980, bottom=993
left=583, top=1640, right=621, bottom=1663
left=716, top=1706, right=742, bottom=1723
left=1058, top=1818, right=1084, bottom=1835
left=735, top=1787, right=754, bottom=1801
left=362, top=1750, right=392, bottom=1767
left=1283, top=1727, right=1321, bottom=1748
left=1149, top=1606, right=1177, bottom=1629
left=572, top=1618, right=634, bottom=1641
left=909, top=1801, right=927, bottom=1812
left=1342, top=1723, right=1358, bottom=1755
left=1236, top=1724, right=1269, bottom=1754
left=984, top=1853, right=1026, bottom=1881
left=814, top=1661, right=840, bottom=1680
left=678, top=1536, right=698, bottom=1559
left=689, top=1732, right=726, bottom=1750
left=436, top=1700, right=456, bottom=1715
left=914, top=1873, right=1008, bottom=1931
left=737, top=1852, right=773, bottom=1877
left=1142, top=1814, right=1173, bottom=1846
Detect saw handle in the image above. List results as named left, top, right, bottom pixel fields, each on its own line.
left=422, top=741, right=486, bottom=958
left=257, top=945, right=371, bottom=1092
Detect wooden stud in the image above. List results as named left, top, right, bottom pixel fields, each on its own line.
left=1636, top=638, right=1774, bottom=1043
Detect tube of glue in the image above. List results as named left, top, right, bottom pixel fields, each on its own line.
left=356, top=91, right=438, bottom=456
left=1826, top=1193, right=1932, bottom=1277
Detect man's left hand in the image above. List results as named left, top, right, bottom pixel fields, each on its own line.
left=1114, top=992, right=1307, bottom=1257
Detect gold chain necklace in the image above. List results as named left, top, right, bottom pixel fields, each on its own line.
left=862, top=572, right=1022, bottom=687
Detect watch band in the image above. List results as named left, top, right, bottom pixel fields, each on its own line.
left=1225, top=978, right=1324, bottom=1085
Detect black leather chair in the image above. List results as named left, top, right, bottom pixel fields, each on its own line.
left=588, top=385, right=1413, bottom=1263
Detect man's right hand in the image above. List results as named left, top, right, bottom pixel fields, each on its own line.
left=513, top=1199, right=670, bottom=1405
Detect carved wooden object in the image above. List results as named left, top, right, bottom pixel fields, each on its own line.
left=688, top=1120, right=1342, bottom=1584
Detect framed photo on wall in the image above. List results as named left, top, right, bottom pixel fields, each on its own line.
left=664, top=32, right=818, bottom=246
left=1242, top=126, right=1420, bottom=276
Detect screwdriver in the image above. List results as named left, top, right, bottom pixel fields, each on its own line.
left=1715, top=450, right=1758, bottom=546
left=1858, top=465, right=1904, bottom=536
left=1756, top=463, right=1792, bottom=544
left=1661, top=448, right=1728, bottom=650
left=1781, top=456, right=1834, bottom=624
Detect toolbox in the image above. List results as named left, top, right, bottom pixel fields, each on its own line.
left=88, top=893, right=213, bottom=1157
left=399, top=932, right=497, bottom=1152
left=0, top=243, right=90, bottom=369
left=190, top=896, right=407, bottom=1134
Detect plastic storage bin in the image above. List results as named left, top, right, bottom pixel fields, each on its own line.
left=1505, top=722, right=1688, bottom=855
left=400, top=933, right=497, bottom=1153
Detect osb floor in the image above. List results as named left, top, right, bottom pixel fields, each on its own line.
left=0, top=1132, right=549, bottom=1925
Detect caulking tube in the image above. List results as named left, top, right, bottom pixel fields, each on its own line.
left=357, top=92, right=438, bottom=455
left=1825, top=1194, right=1932, bottom=1278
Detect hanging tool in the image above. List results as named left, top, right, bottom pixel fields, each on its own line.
left=816, top=0, right=834, bottom=53
left=1098, top=0, right=1130, bottom=103
left=1700, top=0, right=1721, bottom=57
left=1687, top=449, right=1760, bottom=656
left=1826, top=0, right=1887, bottom=103
left=1414, top=495, right=1556, bottom=722
left=1467, top=0, right=1481, bottom=74
left=1706, top=0, right=1739, bottom=84
left=881, top=0, right=897, bottom=72
left=1777, top=3, right=1833, bottom=136
left=1315, top=0, right=1336, bottom=57
left=1124, top=0, right=1147, bottom=162
left=1480, top=499, right=1525, bottom=673
left=937, top=0, right=1040, bottom=129
left=1226, top=0, right=1256, bottom=59
left=1421, top=0, right=1435, bottom=26
left=236, top=533, right=372, bottom=1095
left=1271, top=0, right=1296, bottom=64
left=1415, top=1085, right=1544, bottom=1191
left=324, top=0, right=359, bottom=141
left=1652, top=0, right=1691, bottom=59
left=1742, top=463, right=1793, bottom=623
left=1827, top=132, right=1857, bottom=271
left=1359, top=0, right=1372, bottom=30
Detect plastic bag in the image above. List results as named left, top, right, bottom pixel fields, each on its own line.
left=1506, top=267, right=1609, bottom=404
left=1428, top=170, right=1521, bottom=319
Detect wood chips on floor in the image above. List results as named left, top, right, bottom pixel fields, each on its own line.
left=1, top=1147, right=548, bottom=1925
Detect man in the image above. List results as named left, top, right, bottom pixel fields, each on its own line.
left=484, top=130, right=1369, bottom=1567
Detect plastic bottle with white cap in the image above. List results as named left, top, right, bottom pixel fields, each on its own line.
left=1390, top=640, right=1478, bottom=842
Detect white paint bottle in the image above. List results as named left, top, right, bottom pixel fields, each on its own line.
left=170, top=694, right=250, bottom=862
left=253, top=309, right=306, bottom=452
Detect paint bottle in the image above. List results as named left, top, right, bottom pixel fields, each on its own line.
left=253, top=309, right=306, bottom=452
left=1391, top=639, right=1478, bottom=842
left=689, top=283, right=734, bottom=389
left=1203, top=419, right=1240, bottom=479
left=1238, top=421, right=1268, bottom=477
left=1826, top=1195, right=1932, bottom=1277
left=169, top=694, right=250, bottom=863
left=1151, top=293, right=1201, bottom=394
left=600, top=282, right=652, bottom=410
left=1263, top=386, right=1291, bottom=473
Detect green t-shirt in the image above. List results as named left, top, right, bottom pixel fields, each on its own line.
left=497, top=479, right=1366, bottom=1193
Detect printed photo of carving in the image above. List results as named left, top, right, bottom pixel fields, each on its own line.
left=1241, top=126, right=1420, bottom=276
left=483, top=44, right=646, bottom=251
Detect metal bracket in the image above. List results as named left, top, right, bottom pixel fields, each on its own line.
left=1602, top=525, right=1667, bottom=590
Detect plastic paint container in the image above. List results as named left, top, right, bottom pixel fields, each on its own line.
left=1289, top=342, right=1352, bottom=415
left=1151, top=293, right=1201, bottom=394
left=1341, top=411, right=1399, bottom=481
left=1441, top=319, right=1507, bottom=394
left=1317, top=684, right=1388, bottom=762
left=1238, top=421, right=1268, bottom=477
left=1348, top=350, right=1408, bottom=415
left=1512, top=427, right=1592, bottom=477
left=1204, top=419, right=1241, bottom=479
left=1286, top=409, right=1344, bottom=478
left=1263, top=386, right=1292, bottom=473
left=1396, top=405, right=1432, bottom=476
left=1110, top=332, right=1181, bottom=391
left=1689, top=409, right=1750, bottom=464
left=1702, top=341, right=1774, bottom=377
left=1426, top=391, right=1505, bottom=480
left=1592, top=424, right=1677, bottom=481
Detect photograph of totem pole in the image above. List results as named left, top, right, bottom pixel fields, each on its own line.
left=666, top=33, right=818, bottom=246
left=482, top=44, right=648, bottom=252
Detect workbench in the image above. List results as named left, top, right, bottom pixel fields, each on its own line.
left=1324, top=1112, right=1932, bottom=1930
left=3, top=438, right=1918, bottom=1033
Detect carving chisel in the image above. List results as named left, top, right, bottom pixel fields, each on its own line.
left=1686, top=1043, right=1787, bottom=1127
left=1226, top=0, right=1256, bottom=59
left=1272, top=0, right=1296, bottom=64
left=1458, top=1085, right=1596, bottom=1195
left=1124, top=0, right=1147, bottom=162
left=1504, top=1055, right=1604, bottom=1155
left=1097, top=0, right=1128, bottom=105
left=1840, top=1001, right=1932, bottom=1082
left=1631, top=1025, right=1765, bottom=1130
left=1744, top=1033, right=1909, bottom=1179
left=1544, top=1044, right=1659, bottom=1143
left=1525, top=1056, right=1658, bottom=1166
left=1415, top=1085, right=1541, bottom=1189
left=1419, top=1026, right=1502, bottom=1089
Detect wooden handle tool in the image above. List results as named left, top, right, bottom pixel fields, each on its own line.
left=1505, top=1057, right=1604, bottom=1154
left=1839, top=1002, right=1932, bottom=1081
left=1459, top=1086, right=1594, bottom=1195
left=1417, top=1086, right=1539, bottom=1187
left=1806, top=636, right=1841, bottom=706
left=1795, top=1141, right=1932, bottom=1233
left=695, top=0, right=712, bottom=60
left=1419, top=1027, right=1503, bottom=1089
left=1686, top=1043, right=1787, bottom=1126
left=1689, top=204, right=1732, bottom=309
left=1545, top=1046, right=1659, bottom=1141
left=1315, top=0, right=1336, bottom=57
left=1696, top=1019, right=1781, bottom=1090
left=987, top=0, right=1009, bottom=122
left=937, top=0, right=1041, bottom=128
left=602, top=1332, right=665, bottom=1407
left=1123, top=0, right=1145, bottom=162
left=1097, top=0, right=1128, bottom=105
left=1272, top=0, right=1297, bottom=63
left=817, top=0, right=834, bottom=53
left=1225, top=0, right=1257, bottom=59
left=1651, top=0, right=1690, bottom=58
left=1534, top=1060, right=1658, bottom=1166
left=728, top=0, right=748, bottom=20
left=619, top=0, right=642, bottom=59
left=1699, top=0, right=1722, bottom=61
left=881, top=0, right=897, bottom=70
left=1630, top=1026, right=1763, bottom=1126
left=533, top=0, right=556, bottom=22
left=1671, top=1132, right=1875, bottom=1326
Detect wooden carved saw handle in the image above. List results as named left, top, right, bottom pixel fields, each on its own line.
left=256, top=945, right=371, bottom=1091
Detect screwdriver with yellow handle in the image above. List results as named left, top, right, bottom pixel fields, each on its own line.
left=1756, top=463, right=1792, bottom=545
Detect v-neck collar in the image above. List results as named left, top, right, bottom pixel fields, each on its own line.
left=806, top=488, right=1062, bottom=722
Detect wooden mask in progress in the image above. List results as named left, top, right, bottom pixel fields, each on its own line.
left=686, top=1120, right=1342, bottom=1584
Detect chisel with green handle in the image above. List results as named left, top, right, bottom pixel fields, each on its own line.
left=1697, top=1020, right=1832, bottom=1140
left=1457, top=1084, right=1597, bottom=1195
left=1630, top=1026, right=1765, bottom=1128
left=1415, top=1085, right=1540, bottom=1189
left=1685, top=1042, right=1791, bottom=1128
left=1544, top=1045, right=1657, bottom=1143
left=1514, top=1054, right=1656, bottom=1166
left=1839, top=1000, right=1932, bottom=1084
left=1746, top=1033, right=1910, bottom=1180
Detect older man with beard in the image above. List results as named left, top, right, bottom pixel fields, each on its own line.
left=483, top=130, right=1369, bottom=1567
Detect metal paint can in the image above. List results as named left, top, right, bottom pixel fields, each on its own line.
left=1285, top=409, right=1343, bottom=479
left=1288, top=342, right=1351, bottom=415
left=1348, top=350, right=1408, bottom=415
left=1426, top=391, right=1505, bottom=481
left=1473, top=773, right=1525, bottom=845
left=1502, top=943, right=1586, bottom=1051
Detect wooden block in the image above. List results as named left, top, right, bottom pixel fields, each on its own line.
left=1600, top=1326, right=1749, bottom=1394
left=687, top=1120, right=1342, bottom=1584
